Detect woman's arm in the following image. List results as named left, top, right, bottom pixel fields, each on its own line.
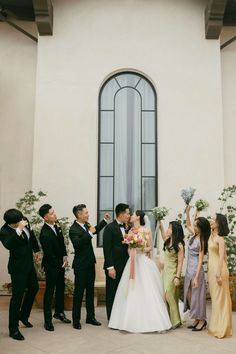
left=192, top=245, right=204, bottom=288
left=186, top=206, right=194, bottom=235
left=174, top=244, right=184, bottom=287
left=159, top=221, right=167, bottom=241
left=144, top=230, right=152, bottom=254
left=216, top=236, right=225, bottom=286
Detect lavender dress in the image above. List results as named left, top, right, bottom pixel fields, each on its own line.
left=184, top=237, right=206, bottom=320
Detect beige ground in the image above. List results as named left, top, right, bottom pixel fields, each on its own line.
left=0, top=299, right=235, bottom=354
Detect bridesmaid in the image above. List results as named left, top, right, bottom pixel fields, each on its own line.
left=208, top=213, right=232, bottom=338
left=184, top=206, right=211, bottom=331
left=160, top=221, right=185, bottom=329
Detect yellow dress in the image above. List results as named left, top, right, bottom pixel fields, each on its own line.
left=163, top=247, right=181, bottom=327
left=208, top=234, right=232, bottom=338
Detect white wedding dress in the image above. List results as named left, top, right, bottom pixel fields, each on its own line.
left=108, top=251, right=172, bottom=333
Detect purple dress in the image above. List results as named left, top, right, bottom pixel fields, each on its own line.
left=184, top=237, right=206, bottom=320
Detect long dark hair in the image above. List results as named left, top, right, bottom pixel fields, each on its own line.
left=135, top=210, right=145, bottom=226
left=163, top=221, right=185, bottom=253
left=216, top=213, right=230, bottom=236
left=190, top=217, right=211, bottom=254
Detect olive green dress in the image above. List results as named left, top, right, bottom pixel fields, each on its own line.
left=163, top=247, right=181, bottom=327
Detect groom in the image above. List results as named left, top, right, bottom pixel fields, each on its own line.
left=103, top=203, right=130, bottom=320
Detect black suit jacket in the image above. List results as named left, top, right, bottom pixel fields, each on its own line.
left=69, top=219, right=107, bottom=271
left=0, top=223, right=40, bottom=275
left=103, top=220, right=129, bottom=273
left=39, top=223, right=67, bottom=271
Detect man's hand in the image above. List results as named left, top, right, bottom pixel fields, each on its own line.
left=108, top=268, right=116, bottom=279
left=89, top=226, right=96, bottom=234
left=104, top=213, right=110, bottom=221
left=33, top=252, right=41, bottom=263
left=63, top=256, right=69, bottom=268
left=18, top=219, right=28, bottom=230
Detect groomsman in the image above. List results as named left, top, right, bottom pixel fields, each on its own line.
left=0, top=209, right=40, bottom=340
left=103, top=203, right=130, bottom=320
left=39, top=204, right=71, bottom=331
left=69, top=204, right=109, bottom=329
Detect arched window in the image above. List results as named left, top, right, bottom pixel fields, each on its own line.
left=97, top=72, right=157, bottom=246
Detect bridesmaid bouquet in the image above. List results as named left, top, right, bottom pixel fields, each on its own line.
left=195, top=199, right=209, bottom=212
left=152, top=206, right=170, bottom=254
left=181, top=187, right=196, bottom=206
left=152, top=206, right=169, bottom=221
left=122, top=227, right=149, bottom=250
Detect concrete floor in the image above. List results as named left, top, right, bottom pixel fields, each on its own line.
left=0, top=299, right=235, bottom=354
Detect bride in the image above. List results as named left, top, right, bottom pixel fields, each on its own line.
left=108, top=210, right=172, bottom=333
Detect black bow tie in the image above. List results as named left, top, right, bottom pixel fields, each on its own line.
left=119, top=223, right=125, bottom=228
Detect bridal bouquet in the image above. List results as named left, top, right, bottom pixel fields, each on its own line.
left=195, top=199, right=209, bottom=212
left=152, top=206, right=169, bottom=221
left=122, top=227, right=149, bottom=250
left=181, top=187, right=196, bottom=206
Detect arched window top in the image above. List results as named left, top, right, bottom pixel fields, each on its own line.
left=100, top=72, right=156, bottom=111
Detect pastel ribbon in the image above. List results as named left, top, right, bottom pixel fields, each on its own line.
left=129, top=248, right=136, bottom=280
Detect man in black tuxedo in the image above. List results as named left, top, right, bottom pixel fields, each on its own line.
left=39, top=204, right=71, bottom=331
left=103, top=203, right=130, bottom=320
left=0, top=209, right=40, bottom=340
left=69, top=204, right=109, bottom=329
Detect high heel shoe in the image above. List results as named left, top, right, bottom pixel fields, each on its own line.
left=187, top=321, right=199, bottom=329
left=192, top=320, right=207, bottom=331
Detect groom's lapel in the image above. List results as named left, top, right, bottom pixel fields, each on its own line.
left=114, top=220, right=124, bottom=239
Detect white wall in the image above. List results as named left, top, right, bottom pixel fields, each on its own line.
left=0, top=21, right=37, bottom=283
left=221, top=27, right=236, bottom=185
left=32, top=0, right=225, bottom=256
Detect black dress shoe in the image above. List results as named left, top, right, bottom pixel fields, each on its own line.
left=10, top=330, right=25, bottom=341
left=53, top=313, right=71, bottom=324
left=86, top=318, right=101, bottom=326
left=20, top=318, right=33, bottom=328
left=44, top=322, right=54, bottom=331
left=73, top=323, right=82, bottom=330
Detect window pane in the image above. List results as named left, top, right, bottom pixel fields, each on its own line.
left=142, top=112, right=155, bottom=143
left=99, top=177, right=113, bottom=210
left=136, top=79, right=155, bottom=110
left=115, top=73, right=141, bottom=88
left=100, top=144, right=113, bottom=176
left=142, top=144, right=155, bottom=176
left=100, top=111, right=114, bottom=143
left=142, top=178, right=156, bottom=210
left=101, top=79, right=119, bottom=110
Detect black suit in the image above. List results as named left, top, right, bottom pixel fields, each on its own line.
left=103, top=220, right=129, bottom=319
left=39, top=223, right=67, bottom=323
left=69, top=219, right=107, bottom=324
left=0, top=223, right=40, bottom=333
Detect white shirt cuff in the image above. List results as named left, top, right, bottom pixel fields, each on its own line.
left=107, top=266, right=114, bottom=270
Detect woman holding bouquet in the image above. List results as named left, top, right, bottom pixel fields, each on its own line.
left=159, top=220, right=185, bottom=329
left=184, top=206, right=211, bottom=331
left=208, top=213, right=232, bottom=338
left=108, top=210, right=172, bottom=333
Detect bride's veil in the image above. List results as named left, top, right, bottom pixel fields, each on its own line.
left=144, top=214, right=154, bottom=258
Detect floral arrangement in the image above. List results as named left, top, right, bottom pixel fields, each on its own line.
left=122, top=227, right=149, bottom=250
left=181, top=187, right=196, bottom=206
left=195, top=199, right=209, bottom=212
left=152, top=206, right=169, bottom=221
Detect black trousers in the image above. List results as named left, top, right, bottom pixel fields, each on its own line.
left=105, top=269, right=123, bottom=320
left=9, top=266, right=39, bottom=333
left=72, top=265, right=95, bottom=324
left=43, top=267, right=65, bottom=323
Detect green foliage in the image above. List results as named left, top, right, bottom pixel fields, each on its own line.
left=219, top=185, right=236, bottom=275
